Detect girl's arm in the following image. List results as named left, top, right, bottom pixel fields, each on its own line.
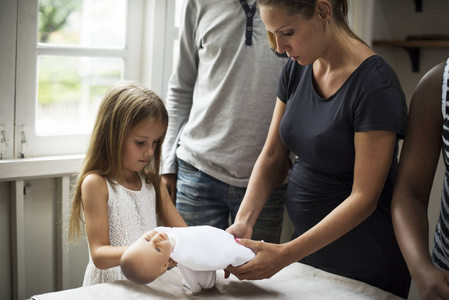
left=229, top=129, right=397, bottom=279
left=82, top=173, right=127, bottom=269
left=158, top=182, right=187, bottom=228
left=392, top=62, right=449, bottom=300
left=227, top=98, right=291, bottom=239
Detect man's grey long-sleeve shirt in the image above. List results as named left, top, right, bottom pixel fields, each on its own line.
left=162, top=0, right=287, bottom=187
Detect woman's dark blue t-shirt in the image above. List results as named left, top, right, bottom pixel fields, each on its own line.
left=278, top=55, right=407, bottom=174
left=277, top=55, right=410, bottom=298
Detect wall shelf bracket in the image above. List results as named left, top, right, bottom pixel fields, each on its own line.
left=404, top=47, right=420, bottom=72
left=372, top=38, right=449, bottom=73
left=414, top=0, right=423, bottom=12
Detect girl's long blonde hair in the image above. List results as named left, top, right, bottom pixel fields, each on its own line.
left=68, top=81, right=168, bottom=243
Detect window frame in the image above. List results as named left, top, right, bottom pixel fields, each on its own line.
left=0, top=0, right=178, bottom=160
left=0, top=0, right=17, bottom=160
left=14, top=0, right=144, bottom=158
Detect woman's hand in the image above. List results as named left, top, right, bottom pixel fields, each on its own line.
left=224, top=222, right=253, bottom=279
left=414, top=263, right=449, bottom=300
left=226, top=239, right=290, bottom=280
left=226, top=220, right=253, bottom=240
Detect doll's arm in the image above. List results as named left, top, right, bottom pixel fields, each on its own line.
left=177, top=264, right=215, bottom=293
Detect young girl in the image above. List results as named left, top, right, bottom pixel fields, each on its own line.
left=68, top=81, right=187, bottom=286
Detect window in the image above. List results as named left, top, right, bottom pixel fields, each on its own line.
left=0, top=0, right=180, bottom=159
left=36, top=0, right=128, bottom=136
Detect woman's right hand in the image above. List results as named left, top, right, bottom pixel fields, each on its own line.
left=161, top=174, right=177, bottom=204
left=226, top=221, right=253, bottom=240
left=224, top=221, right=253, bottom=279
left=227, top=238, right=290, bottom=280
left=414, top=263, right=449, bottom=300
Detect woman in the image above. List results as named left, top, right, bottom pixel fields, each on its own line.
left=226, top=0, right=410, bottom=297
left=392, top=60, right=449, bottom=300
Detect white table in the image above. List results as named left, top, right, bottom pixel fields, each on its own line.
left=32, top=262, right=404, bottom=300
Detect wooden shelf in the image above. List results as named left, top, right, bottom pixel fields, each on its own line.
left=372, top=39, right=449, bottom=72
left=372, top=40, right=449, bottom=48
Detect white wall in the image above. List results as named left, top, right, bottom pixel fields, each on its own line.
left=1, top=176, right=88, bottom=300
left=372, top=0, right=448, bottom=99
left=0, top=182, right=12, bottom=300
left=371, top=0, right=449, bottom=299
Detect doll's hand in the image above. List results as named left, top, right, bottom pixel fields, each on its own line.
left=168, top=258, right=177, bottom=270
left=226, top=238, right=288, bottom=280
left=414, top=263, right=449, bottom=300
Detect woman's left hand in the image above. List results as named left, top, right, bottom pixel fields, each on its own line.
left=226, top=239, right=290, bottom=280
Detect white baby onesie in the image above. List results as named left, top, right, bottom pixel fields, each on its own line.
left=155, top=225, right=255, bottom=292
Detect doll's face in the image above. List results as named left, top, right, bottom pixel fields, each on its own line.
left=121, top=230, right=173, bottom=284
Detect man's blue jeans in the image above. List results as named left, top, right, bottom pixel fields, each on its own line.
left=176, top=159, right=287, bottom=243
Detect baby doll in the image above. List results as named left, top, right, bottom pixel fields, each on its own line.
left=120, top=225, right=255, bottom=292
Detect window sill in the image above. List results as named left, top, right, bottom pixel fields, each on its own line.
left=0, top=154, right=84, bottom=182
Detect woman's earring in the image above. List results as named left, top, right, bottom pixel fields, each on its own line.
left=326, top=20, right=329, bottom=25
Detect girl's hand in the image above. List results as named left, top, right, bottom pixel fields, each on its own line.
left=226, top=239, right=289, bottom=280
left=414, top=263, right=449, bottom=300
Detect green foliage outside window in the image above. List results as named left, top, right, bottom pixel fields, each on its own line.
left=38, top=0, right=81, bottom=43
left=37, top=0, right=122, bottom=108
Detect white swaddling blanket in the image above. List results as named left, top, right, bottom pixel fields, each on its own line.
left=154, top=225, right=255, bottom=292
left=156, top=225, right=255, bottom=270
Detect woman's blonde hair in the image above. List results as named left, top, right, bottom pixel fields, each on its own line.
left=258, top=0, right=366, bottom=51
left=68, top=81, right=168, bottom=243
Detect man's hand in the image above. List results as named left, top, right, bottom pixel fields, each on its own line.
left=161, top=174, right=177, bottom=204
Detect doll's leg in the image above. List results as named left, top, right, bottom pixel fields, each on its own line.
left=177, top=265, right=216, bottom=293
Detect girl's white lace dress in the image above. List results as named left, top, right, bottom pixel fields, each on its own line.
left=82, top=173, right=158, bottom=286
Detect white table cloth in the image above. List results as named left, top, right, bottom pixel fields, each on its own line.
left=32, top=262, right=404, bottom=300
